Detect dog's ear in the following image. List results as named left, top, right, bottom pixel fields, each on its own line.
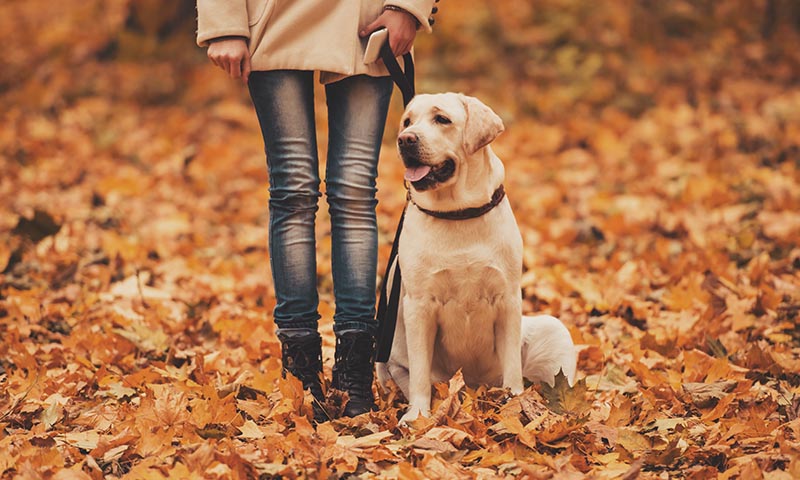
left=459, top=94, right=505, bottom=154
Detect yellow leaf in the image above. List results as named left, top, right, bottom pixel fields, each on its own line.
left=62, top=430, right=100, bottom=450
left=237, top=419, right=265, bottom=440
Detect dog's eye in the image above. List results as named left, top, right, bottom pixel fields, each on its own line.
left=403, top=118, right=411, bottom=128
left=434, top=114, right=452, bottom=125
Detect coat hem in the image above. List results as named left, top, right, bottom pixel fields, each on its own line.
left=249, top=54, right=392, bottom=84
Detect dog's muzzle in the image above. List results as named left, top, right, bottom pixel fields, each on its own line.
left=398, top=132, right=420, bottom=164
left=397, top=132, right=456, bottom=190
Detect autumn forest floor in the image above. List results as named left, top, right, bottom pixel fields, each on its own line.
left=1, top=1, right=800, bottom=478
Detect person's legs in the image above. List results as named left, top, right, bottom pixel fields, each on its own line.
left=325, top=74, right=394, bottom=334
left=249, top=70, right=321, bottom=333
left=249, top=70, right=325, bottom=419
left=325, top=74, right=393, bottom=416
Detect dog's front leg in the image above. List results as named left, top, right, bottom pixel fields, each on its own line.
left=399, top=297, right=437, bottom=424
left=496, top=300, right=524, bottom=394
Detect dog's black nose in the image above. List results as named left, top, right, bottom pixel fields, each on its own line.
left=398, top=132, right=418, bottom=147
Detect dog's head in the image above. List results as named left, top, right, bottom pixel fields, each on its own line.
left=397, top=93, right=504, bottom=192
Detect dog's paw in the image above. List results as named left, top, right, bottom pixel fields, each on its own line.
left=503, top=379, right=524, bottom=396
left=399, top=406, right=430, bottom=425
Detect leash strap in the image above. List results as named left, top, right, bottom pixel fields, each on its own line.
left=379, top=43, right=415, bottom=106
left=375, top=204, right=406, bottom=362
left=376, top=42, right=414, bottom=363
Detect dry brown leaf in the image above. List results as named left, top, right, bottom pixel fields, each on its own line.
left=683, top=380, right=738, bottom=409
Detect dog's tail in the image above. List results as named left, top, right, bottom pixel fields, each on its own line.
left=520, top=315, right=577, bottom=386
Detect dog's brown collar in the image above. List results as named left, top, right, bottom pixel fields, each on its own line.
left=407, top=184, right=506, bottom=220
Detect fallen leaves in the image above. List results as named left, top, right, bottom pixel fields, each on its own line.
left=683, top=380, right=738, bottom=409
left=541, top=371, right=591, bottom=416
left=2, top=0, right=800, bottom=477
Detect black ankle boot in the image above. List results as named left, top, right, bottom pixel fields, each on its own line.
left=277, top=330, right=327, bottom=422
left=331, top=330, right=377, bottom=417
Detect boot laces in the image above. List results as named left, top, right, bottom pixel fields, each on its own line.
left=280, top=335, right=322, bottom=392
left=334, top=334, right=375, bottom=398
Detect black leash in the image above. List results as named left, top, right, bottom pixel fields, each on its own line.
left=375, top=42, right=414, bottom=363
left=379, top=43, right=415, bottom=106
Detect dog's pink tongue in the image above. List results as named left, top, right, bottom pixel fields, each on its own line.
left=404, top=165, right=431, bottom=182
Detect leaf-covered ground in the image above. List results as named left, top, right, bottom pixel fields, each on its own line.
left=2, top=0, right=800, bottom=478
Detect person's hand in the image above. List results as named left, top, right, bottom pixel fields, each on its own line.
left=207, top=37, right=251, bottom=84
left=361, top=8, right=418, bottom=57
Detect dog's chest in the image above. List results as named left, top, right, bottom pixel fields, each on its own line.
left=411, top=261, right=511, bottom=341
left=427, top=264, right=507, bottom=373
left=426, top=263, right=507, bottom=306
left=398, top=207, right=522, bottom=379
left=399, top=215, right=520, bottom=315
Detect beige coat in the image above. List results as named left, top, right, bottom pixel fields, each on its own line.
left=197, top=0, right=435, bottom=83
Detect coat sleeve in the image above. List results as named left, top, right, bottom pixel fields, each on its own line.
left=196, top=0, right=250, bottom=47
left=383, top=0, right=436, bottom=33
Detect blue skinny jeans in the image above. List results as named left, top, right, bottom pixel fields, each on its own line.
left=248, top=71, right=393, bottom=335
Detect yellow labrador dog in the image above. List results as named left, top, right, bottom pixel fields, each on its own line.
left=376, top=93, right=577, bottom=423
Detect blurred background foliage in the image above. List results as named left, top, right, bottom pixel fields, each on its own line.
left=2, top=0, right=799, bottom=116
left=422, top=0, right=800, bottom=120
